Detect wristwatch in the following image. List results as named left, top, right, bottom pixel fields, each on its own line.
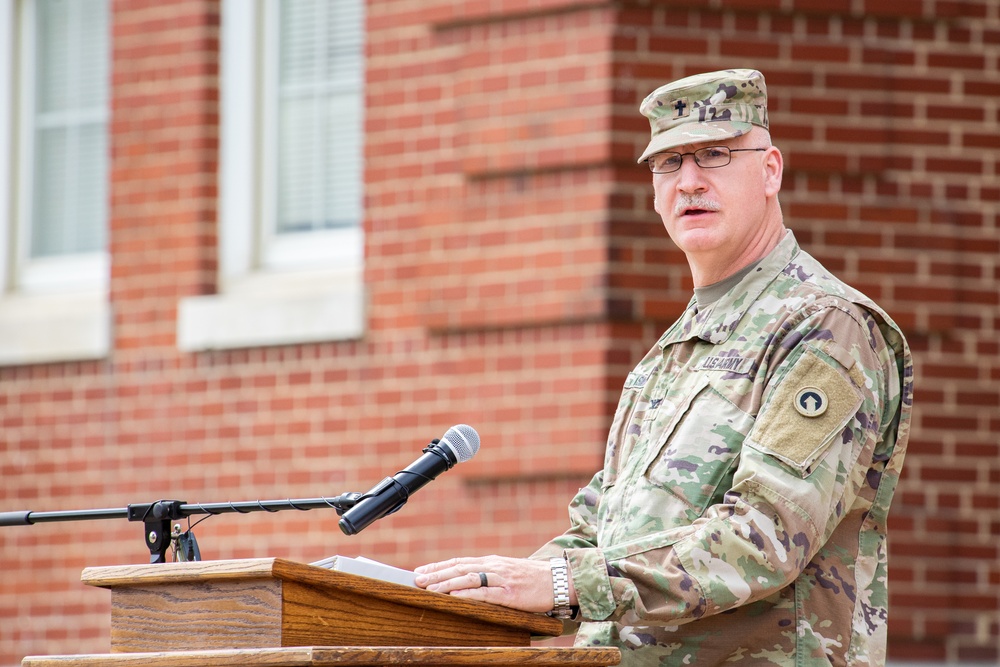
left=547, top=557, right=574, bottom=619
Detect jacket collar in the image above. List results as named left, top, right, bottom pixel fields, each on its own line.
left=658, top=230, right=799, bottom=348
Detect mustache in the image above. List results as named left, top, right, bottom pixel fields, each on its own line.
left=673, top=194, right=721, bottom=216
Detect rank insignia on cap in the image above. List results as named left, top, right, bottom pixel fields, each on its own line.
left=794, top=387, right=828, bottom=417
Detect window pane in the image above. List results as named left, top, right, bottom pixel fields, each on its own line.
left=32, top=124, right=107, bottom=256
left=276, top=0, right=364, bottom=235
left=31, top=0, right=109, bottom=259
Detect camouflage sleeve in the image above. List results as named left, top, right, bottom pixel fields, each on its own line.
left=562, top=302, right=898, bottom=625
left=530, top=470, right=604, bottom=559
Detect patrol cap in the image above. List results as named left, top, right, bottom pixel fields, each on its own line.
left=637, top=69, right=769, bottom=164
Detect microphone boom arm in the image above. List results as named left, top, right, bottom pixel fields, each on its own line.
left=2, top=425, right=480, bottom=562
left=0, top=493, right=364, bottom=564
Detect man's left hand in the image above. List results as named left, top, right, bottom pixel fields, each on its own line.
left=414, top=555, right=565, bottom=613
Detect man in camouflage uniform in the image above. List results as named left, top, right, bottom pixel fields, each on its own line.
left=415, top=69, right=914, bottom=666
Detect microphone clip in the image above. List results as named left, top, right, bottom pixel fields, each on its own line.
left=421, top=438, right=457, bottom=470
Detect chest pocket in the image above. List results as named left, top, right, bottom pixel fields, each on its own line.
left=600, top=368, right=659, bottom=490
left=641, top=383, right=755, bottom=522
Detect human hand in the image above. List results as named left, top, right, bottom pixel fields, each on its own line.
left=414, top=555, right=572, bottom=613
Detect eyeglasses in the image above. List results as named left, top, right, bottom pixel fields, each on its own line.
left=646, top=146, right=767, bottom=173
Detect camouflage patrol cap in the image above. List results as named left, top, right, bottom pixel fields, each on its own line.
left=637, top=69, right=769, bottom=164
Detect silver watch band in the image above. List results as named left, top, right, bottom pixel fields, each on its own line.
left=547, top=557, right=573, bottom=619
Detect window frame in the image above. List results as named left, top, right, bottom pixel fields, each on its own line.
left=177, top=0, right=365, bottom=352
left=0, top=0, right=111, bottom=367
left=257, top=0, right=364, bottom=273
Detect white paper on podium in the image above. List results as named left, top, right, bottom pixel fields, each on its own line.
left=310, top=554, right=417, bottom=587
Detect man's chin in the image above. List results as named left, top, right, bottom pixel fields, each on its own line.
left=668, top=222, right=725, bottom=253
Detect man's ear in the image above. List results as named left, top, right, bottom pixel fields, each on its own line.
left=763, top=146, right=783, bottom=197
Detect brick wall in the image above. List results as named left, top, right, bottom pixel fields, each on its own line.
left=1, top=0, right=997, bottom=664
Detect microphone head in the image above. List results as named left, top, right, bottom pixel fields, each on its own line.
left=438, top=424, right=480, bottom=463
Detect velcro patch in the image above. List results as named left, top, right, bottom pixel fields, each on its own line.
left=748, top=347, right=863, bottom=475
left=625, top=371, right=651, bottom=389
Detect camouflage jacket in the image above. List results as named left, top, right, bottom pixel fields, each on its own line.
left=532, top=231, right=913, bottom=666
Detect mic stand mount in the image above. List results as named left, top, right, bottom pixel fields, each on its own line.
left=0, top=494, right=363, bottom=564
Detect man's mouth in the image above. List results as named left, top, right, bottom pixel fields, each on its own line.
left=674, top=196, right=721, bottom=217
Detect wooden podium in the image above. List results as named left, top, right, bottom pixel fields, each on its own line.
left=21, top=558, right=620, bottom=667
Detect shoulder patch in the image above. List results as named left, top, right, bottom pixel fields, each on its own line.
left=794, top=387, right=828, bottom=417
left=749, top=347, right=863, bottom=474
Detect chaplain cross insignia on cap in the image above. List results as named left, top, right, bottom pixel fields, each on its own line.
left=673, top=98, right=689, bottom=118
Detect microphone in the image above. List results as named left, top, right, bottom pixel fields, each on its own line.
left=338, top=425, right=480, bottom=535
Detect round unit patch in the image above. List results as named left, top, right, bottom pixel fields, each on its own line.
left=794, top=387, right=828, bottom=418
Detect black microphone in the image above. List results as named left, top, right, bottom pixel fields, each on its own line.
left=338, top=425, right=480, bottom=535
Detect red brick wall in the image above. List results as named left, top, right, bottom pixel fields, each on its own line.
left=1, top=0, right=997, bottom=664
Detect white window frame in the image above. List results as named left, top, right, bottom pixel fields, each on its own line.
left=0, top=0, right=111, bottom=367
left=177, top=0, right=365, bottom=352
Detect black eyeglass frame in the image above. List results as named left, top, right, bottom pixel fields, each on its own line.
left=646, top=146, right=767, bottom=174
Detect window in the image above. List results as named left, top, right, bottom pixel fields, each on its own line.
left=177, top=0, right=366, bottom=351
left=265, top=0, right=365, bottom=269
left=0, top=0, right=111, bottom=366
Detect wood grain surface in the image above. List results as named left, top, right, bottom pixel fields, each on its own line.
left=80, top=559, right=564, bottom=652
left=23, top=646, right=622, bottom=667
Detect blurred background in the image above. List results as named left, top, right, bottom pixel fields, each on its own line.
left=0, top=0, right=997, bottom=664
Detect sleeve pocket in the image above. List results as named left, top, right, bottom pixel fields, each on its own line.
left=746, top=346, right=863, bottom=476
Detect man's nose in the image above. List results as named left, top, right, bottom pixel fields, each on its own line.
left=674, top=156, right=708, bottom=193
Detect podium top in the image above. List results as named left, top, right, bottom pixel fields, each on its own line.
left=81, top=558, right=565, bottom=639
left=24, top=646, right=623, bottom=667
